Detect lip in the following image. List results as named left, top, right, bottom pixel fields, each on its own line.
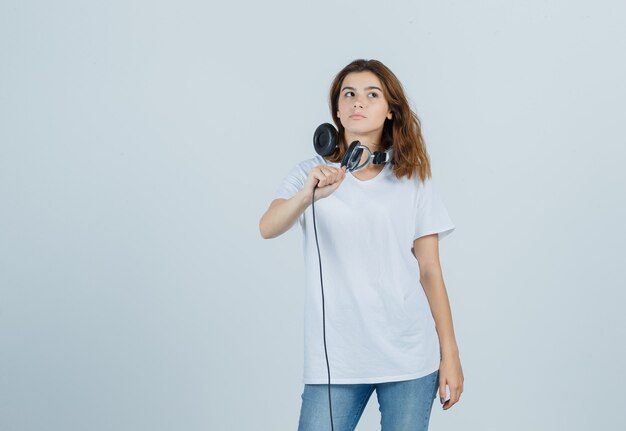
left=350, top=114, right=366, bottom=119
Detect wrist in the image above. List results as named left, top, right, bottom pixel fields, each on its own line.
left=440, top=345, right=460, bottom=359
left=295, top=189, right=313, bottom=208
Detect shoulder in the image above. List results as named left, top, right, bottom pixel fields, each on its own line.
left=406, top=174, right=436, bottom=207
left=413, top=173, right=434, bottom=191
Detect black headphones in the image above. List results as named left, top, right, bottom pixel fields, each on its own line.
left=313, top=123, right=393, bottom=171
left=309, top=123, right=393, bottom=430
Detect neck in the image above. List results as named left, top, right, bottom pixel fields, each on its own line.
left=343, top=130, right=384, bottom=153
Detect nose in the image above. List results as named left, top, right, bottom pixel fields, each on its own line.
left=353, top=99, right=364, bottom=108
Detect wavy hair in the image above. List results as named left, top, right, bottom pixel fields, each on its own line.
left=325, top=59, right=432, bottom=182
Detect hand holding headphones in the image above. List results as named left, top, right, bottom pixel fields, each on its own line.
left=303, top=165, right=347, bottom=202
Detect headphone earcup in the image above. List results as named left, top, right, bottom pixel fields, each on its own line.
left=313, top=123, right=338, bottom=157
left=341, top=141, right=362, bottom=170
left=372, top=150, right=386, bottom=164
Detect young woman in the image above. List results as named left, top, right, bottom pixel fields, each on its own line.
left=259, top=59, right=463, bottom=430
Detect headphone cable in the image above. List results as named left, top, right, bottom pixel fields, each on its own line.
left=311, top=186, right=334, bottom=431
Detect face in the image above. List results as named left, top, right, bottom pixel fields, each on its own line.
left=336, top=71, right=393, bottom=142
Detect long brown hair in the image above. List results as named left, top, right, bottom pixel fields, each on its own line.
left=326, top=59, right=432, bottom=182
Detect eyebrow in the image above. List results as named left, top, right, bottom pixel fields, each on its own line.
left=341, top=86, right=382, bottom=92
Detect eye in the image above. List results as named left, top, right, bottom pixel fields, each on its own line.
left=369, top=92, right=378, bottom=98
left=344, top=91, right=354, bottom=97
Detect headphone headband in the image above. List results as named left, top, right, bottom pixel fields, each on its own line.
left=313, top=123, right=392, bottom=172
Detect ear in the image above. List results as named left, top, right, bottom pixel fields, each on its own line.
left=387, top=111, right=393, bottom=120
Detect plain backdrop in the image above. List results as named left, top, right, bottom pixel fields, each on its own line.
left=1, top=1, right=624, bottom=430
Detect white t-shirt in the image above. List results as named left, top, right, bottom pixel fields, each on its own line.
left=274, top=154, right=456, bottom=384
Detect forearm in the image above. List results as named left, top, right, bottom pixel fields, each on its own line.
left=420, top=268, right=459, bottom=359
left=259, top=190, right=311, bottom=239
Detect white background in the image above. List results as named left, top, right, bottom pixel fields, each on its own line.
left=1, top=1, right=624, bottom=430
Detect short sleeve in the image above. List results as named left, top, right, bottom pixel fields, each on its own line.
left=274, top=163, right=306, bottom=200
left=414, top=177, right=456, bottom=241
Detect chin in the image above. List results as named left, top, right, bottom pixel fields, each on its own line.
left=347, top=126, right=378, bottom=135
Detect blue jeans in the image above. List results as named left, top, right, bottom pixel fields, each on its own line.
left=297, top=369, right=439, bottom=431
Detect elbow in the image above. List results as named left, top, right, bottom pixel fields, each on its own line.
left=259, top=217, right=268, bottom=239
left=259, top=216, right=274, bottom=239
left=419, top=265, right=443, bottom=286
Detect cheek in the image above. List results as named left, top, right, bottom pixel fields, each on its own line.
left=374, top=103, right=389, bottom=116
left=338, top=100, right=350, bottom=114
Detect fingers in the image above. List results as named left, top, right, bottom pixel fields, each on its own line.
left=438, top=381, right=447, bottom=407
left=441, top=381, right=463, bottom=410
left=315, top=165, right=345, bottom=188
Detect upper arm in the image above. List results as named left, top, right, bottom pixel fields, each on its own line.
left=412, top=233, right=442, bottom=278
